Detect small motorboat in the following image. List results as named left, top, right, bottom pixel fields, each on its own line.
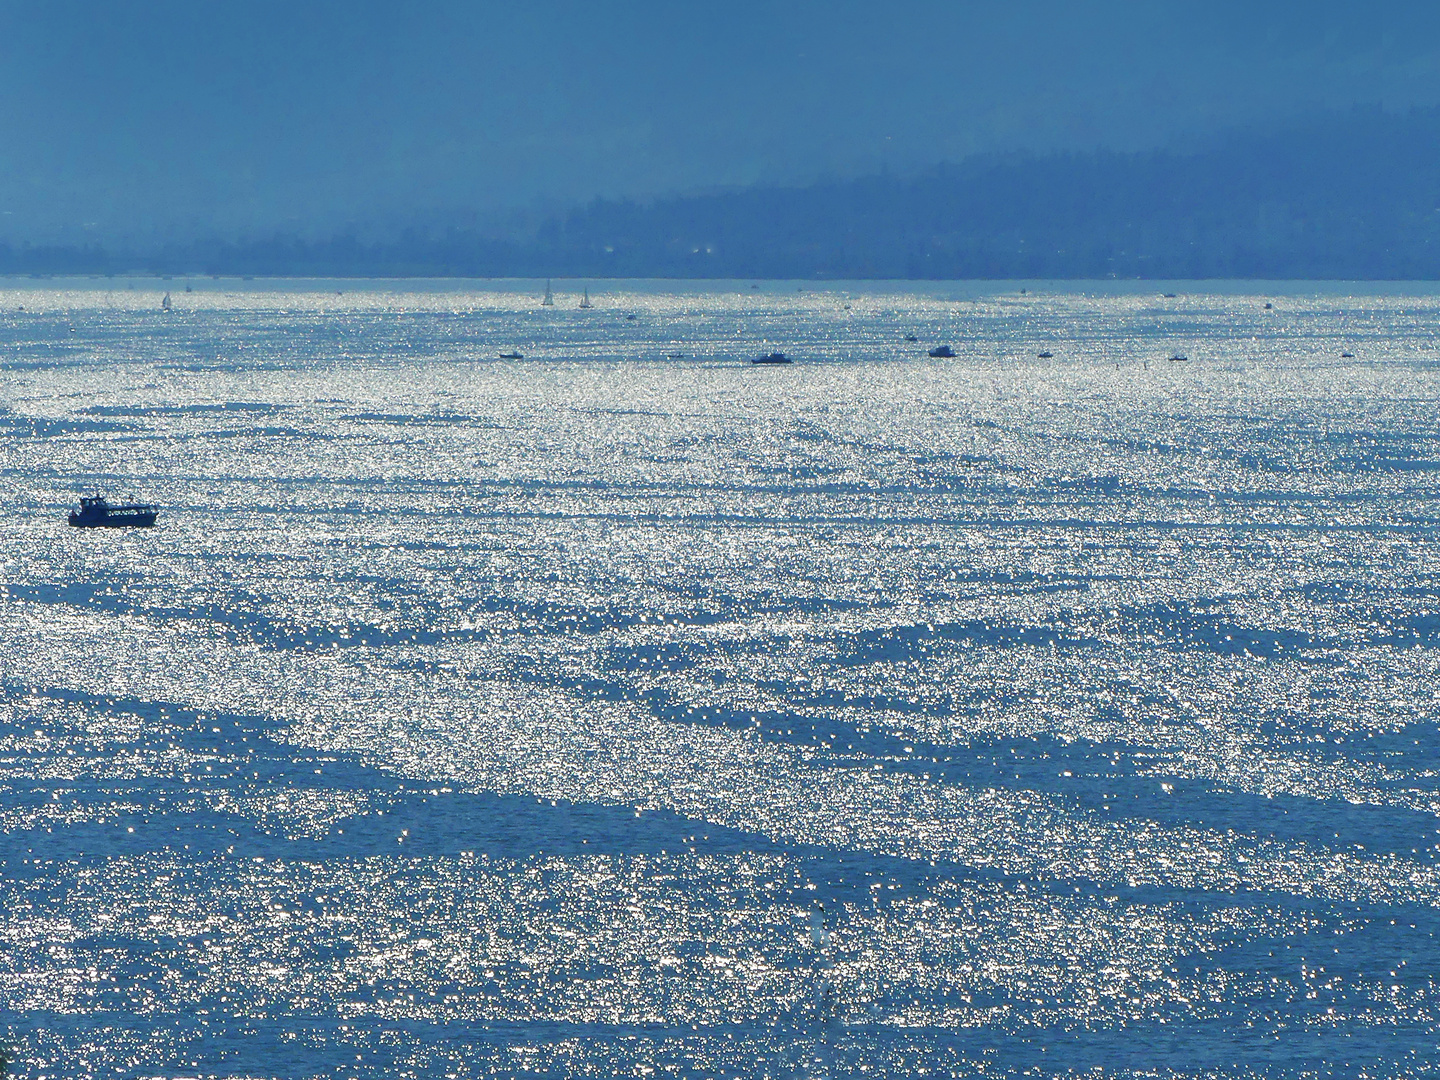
left=927, top=345, right=956, bottom=358
left=1037, top=351, right=1054, bottom=359
left=752, top=352, right=792, bottom=365
left=1340, top=351, right=1355, bottom=358
left=68, top=495, right=158, bottom=528
left=904, top=334, right=919, bottom=342
left=498, top=351, right=524, bottom=359
left=1168, top=355, right=1189, bottom=362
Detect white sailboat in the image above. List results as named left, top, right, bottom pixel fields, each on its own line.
left=541, top=279, right=554, bottom=306
left=579, top=288, right=591, bottom=309
left=161, top=291, right=172, bottom=312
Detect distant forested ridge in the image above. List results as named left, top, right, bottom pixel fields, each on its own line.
left=6, top=107, right=1440, bottom=280
left=543, top=108, right=1440, bottom=280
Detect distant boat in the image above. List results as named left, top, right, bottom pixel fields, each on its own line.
left=541, top=280, right=554, bottom=306
left=579, top=288, right=592, bottom=309
left=1037, top=351, right=1054, bottom=358
left=161, top=292, right=172, bottom=312
left=1341, top=351, right=1355, bottom=358
left=1162, top=293, right=1177, bottom=299
left=752, top=352, right=791, bottom=365
left=928, top=345, right=956, bottom=358
left=1264, top=302, right=1274, bottom=310
left=904, top=334, right=919, bottom=342
left=625, top=313, right=637, bottom=321
left=1168, top=355, right=1189, bottom=362
left=498, top=351, right=524, bottom=359
left=68, top=495, right=158, bottom=529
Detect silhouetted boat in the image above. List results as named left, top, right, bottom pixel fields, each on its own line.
left=1037, top=351, right=1054, bottom=358
left=579, top=288, right=592, bottom=309
left=68, top=495, right=158, bottom=528
left=1168, top=355, right=1189, bottom=362
left=904, top=334, right=919, bottom=342
left=752, top=352, right=791, bottom=365
left=928, top=345, right=956, bottom=358
left=1341, top=351, right=1355, bottom=358
left=498, top=351, right=524, bottom=359
left=541, top=280, right=554, bottom=306
left=161, top=292, right=172, bottom=311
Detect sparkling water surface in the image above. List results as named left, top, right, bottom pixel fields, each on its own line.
left=1, top=278, right=1438, bottom=1078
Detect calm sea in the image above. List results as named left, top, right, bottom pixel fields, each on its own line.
left=1, top=279, right=1438, bottom=1079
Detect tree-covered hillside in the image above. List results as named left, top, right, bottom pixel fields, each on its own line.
left=5, top=107, right=1439, bottom=279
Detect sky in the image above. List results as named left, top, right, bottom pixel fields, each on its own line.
left=2, top=0, right=1439, bottom=244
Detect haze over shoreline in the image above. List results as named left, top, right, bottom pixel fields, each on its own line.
left=8, top=3, right=1438, bottom=243
left=6, top=107, right=1439, bottom=282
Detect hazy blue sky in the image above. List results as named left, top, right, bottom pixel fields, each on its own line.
left=2, top=1, right=1439, bottom=242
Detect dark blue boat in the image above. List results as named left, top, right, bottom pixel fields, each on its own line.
left=68, top=495, right=159, bottom=528
left=751, top=352, right=792, bottom=365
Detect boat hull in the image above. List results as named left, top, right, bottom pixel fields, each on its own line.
left=68, top=511, right=157, bottom=528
